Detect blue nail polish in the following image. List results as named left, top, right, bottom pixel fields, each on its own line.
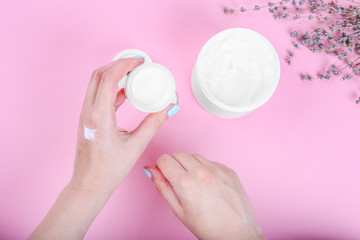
left=133, top=55, right=144, bottom=59
left=167, top=104, right=180, bottom=117
left=142, top=168, right=152, bottom=179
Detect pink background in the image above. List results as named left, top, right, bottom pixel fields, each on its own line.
left=1, top=0, right=360, bottom=239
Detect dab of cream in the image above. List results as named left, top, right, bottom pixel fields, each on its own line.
left=83, top=124, right=96, bottom=142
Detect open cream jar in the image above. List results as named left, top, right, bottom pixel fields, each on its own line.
left=114, top=49, right=178, bottom=113
left=192, top=28, right=280, bottom=118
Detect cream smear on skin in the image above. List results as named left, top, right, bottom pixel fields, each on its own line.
left=83, top=124, right=96, bottom=142
left=196, top=28, right=280, bottom=109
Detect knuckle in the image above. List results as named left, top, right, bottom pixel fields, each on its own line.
left=173, top=150, right=186, bottom=156
left=195, top=167, right=213, bottom=181
left=216, top=165, right=238, bottom=182
left=177, top=174, right=190, bottom=187
left=101, top=71, right=113, bottom=81
left=191, top=153, right=200, bottom=158
left=152, top=117, right=163, bottom=131
left=91, top=68, right=102, bottom=78
left=155, top=183, right=166, bottom=195
left=227, top=168, right=238, bottom=178
left=89, top=110, right=101, bottom=123
left=217, top=163, right=236, bottom=176
left=157, top=154, right=171, bottom=166
left=192, top=153, right=204, bottom=161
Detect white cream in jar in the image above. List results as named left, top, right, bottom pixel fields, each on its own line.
left=192, top=28, right=280, bottom=118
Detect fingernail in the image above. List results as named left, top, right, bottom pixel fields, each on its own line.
left=167, top=104, right=180, bottom=117
left=133, top=56, right=144, bottom=59
left=142, top=168, right=152, bottom=179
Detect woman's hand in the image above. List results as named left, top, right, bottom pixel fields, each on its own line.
left=144, top=151, right=265, bottom=240
left=72, top=57, right=177, bottom=195
left=29, top=57, right=179, bottom=240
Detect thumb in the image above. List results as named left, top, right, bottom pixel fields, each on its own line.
left=130, top=104, right=179, bottom=146
left=143, top=166, right=183, bottom=218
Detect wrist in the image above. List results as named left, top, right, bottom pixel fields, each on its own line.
left=67, top=177, right=115, bottom=201
left=72, top=151, right=125, bottom=197
left=29, top=180, right=114, bottom=240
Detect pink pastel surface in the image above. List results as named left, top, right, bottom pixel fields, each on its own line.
left=1, top=0, right=360, bottom=239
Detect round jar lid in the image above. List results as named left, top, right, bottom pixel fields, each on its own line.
left=126, top=63, right=176, bottom=113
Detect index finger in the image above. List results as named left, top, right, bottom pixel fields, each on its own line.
left=83, top=59, right=120, bottom=110
left=157, top=154, right=187, bottom=186
left=94, top=57, right=144, bottom=113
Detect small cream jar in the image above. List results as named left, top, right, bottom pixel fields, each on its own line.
left=114, top=49, right=178, bottom=113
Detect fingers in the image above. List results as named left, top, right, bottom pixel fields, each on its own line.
left=144, top=165, right=183, bottom=218
left=192, top=154, right=239, bottom=180
left=156, top=154, right=186, bottom=182
left=130, top=104, right=175, bottom=147
left=82, top=61, right=116, bottom=110
left=172, top=151, right=202, bottom=171
left=94, top=58, right=144, bottom=114
left=114, top=88, right=126, bottom=111
left=191, top=153, right=215, bottom=168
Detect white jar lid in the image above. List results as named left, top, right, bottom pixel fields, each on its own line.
left=126, top=63, right=176, bottom=113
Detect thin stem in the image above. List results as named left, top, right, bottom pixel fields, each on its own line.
left=345, top=0, right=360, bottom=5
left=234, top=0, right=288, bottom=12
left=337, top=56, right=360, bottom=72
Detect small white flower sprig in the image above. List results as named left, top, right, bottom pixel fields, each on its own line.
left=224, top=0, right=360, bottom=104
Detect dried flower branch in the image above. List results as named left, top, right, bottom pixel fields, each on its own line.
left=224, top=0, right=360, bottom=103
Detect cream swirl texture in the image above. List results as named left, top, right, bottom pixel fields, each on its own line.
left=196, top=28, right=280, bottom=110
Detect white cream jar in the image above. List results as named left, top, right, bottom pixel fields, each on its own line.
left=192, top=28, right=280, bottom=118
left=114, top=49, right=177, bottom=113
